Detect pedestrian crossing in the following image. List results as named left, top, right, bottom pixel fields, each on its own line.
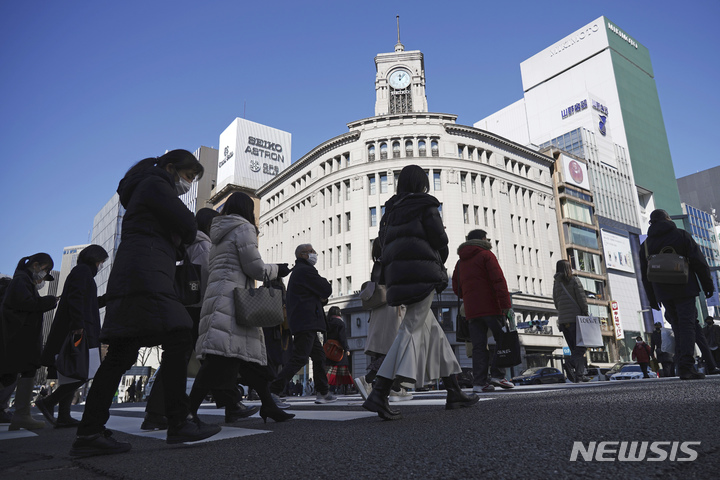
left=0, top=388, right=566, bottom=443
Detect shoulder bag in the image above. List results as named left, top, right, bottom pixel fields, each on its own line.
left=560, top=282, right=603, bottom=347
left=323, top=339, right=344, bottom=362
left=644, top=242, right=689, bottom=284
left=56, top=332, right=89, bottom=381
left=234, top=273, right=284, bottom=328
left=360, top=279, right=387, bottom=310
left=495, top=321, right=521, bottom=368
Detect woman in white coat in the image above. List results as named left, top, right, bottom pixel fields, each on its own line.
left=190, top=192, right=293, bottom=423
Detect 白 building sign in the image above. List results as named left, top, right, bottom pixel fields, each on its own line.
left=561, top=154, right=590, bottom=190
left=217, top=118, right=292, bottom=192
left=561, top=99, right=587, bottom=119
left=611, top=301, right=624, bottom=340
left=601, top=230, right=635, bottom=273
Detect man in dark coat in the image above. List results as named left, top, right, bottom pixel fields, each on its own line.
left=639, top=209, right=715, bottom=380
left=270, top=244, right=336, bottom=404
left=650, top=322, right=674, bottom=377
left=631, top=337, right=653, bottom=378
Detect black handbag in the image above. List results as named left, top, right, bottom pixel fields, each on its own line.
left=175, top=253, right=202, bottom=306
left=495, top=324, right=521, bottom=368
left=56, top=332, right=89, bottom=381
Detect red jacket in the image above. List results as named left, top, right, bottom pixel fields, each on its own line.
left=452, top=240, right=511, bottom=318
left=632, top=342, right=652, bottom=363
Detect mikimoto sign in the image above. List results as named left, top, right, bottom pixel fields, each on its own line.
left=217, top=117, right=292, bottom=191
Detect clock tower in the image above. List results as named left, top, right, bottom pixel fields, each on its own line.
left=374, top=22, right=428, bottom=116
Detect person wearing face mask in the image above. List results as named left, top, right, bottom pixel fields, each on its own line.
left=0, top=252, right=58, bottom=431
left=70, top=150, right=221, bottom=457
left=269, top=244, right=337, bottom=404
left=37, top=245, right=108, bottom=428
left=632, top=336, right=653, bottom=378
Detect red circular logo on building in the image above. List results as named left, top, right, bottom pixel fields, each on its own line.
left=569, top=160, right=584, bottom=184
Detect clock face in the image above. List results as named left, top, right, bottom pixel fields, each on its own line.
left=389, top=69, right=411, bottom=89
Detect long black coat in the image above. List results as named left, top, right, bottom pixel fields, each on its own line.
left=286, top=258, right=332, bottom=334
left=639, top=219, right=713, bottom=305
left=100, top=166, right=197, bottom=344
left=0, top=268, right=57, bottom=374
left=41, top=263, right=101, bottom=368
left=379, top=193, right=449, bottom=306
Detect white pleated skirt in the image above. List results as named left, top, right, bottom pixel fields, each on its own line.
left=377, top=292, right=461, bottom=385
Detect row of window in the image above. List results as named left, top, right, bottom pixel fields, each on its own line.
left=367, top=139, right=439, bottom=161
left=322, top=213, right=352, bottom=237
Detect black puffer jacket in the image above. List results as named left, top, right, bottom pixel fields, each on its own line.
left=286, top=258, right=332, bottom=334
left=41, top=263, right=101, bottom=368
left=639, top=219, right=713, bottom=305
left=379, top=193, right=449, bottom=306
left=0, top=268, right=57, bottom=374
left=101, top=166, right=197, bottom=344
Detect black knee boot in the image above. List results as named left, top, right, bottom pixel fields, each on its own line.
left=362, top=376, right=401, bottom=420
left=443, top=375, right=480, bottom=410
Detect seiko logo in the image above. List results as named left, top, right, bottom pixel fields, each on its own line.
left=250, top=159, right=260, bottom=173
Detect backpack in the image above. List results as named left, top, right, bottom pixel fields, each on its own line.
left=644, top=242, right=689, bottom=284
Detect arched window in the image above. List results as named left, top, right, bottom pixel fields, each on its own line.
left=392, top=141, right=401, bottom=158
left=405, top=140, right=413, bottom=157
left=431, top=140, right=439, bottom=157
left=418, top=140, right=426, bottom=157
left=368, top=145, right=375, bottom=161
left=380, top=143, right=388, bottom=160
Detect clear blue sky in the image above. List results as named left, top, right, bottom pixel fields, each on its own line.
left=1, top=1, right=718, bottom=275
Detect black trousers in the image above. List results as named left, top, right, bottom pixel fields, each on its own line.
left=468, top=315, right=506, bottom=385
left=270, top=330, right=328, bottom=395
left=77, top=329, right=193, bottom=436
left=559, top=322, right=587, bottom=378
left=663, top=297, right=698, bottom=372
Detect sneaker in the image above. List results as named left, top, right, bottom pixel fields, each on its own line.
left=679, top=370, right=706, bottom=380
left=140, top=412, right=168, bottom=431
left=271, top=393, right=290, bottom=409
left=69, top=429, right=131, bottom=457
left=354, top=377, right=372, bottom=401
left=389, top=388, right=413, bottom=402
left=315, top=392, right=338, bottom=404
left=55, top=416, right=81, bottom=429
left=473, top=383, right=495, bottom=393
left=166, top=416, right=222, bottom=445
left=490, top=378, right=515, bottom=389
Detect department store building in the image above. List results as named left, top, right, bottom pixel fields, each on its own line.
left=256, top=40, right=568, bottom=379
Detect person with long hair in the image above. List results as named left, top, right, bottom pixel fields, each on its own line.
left=0, top=253, right=58, bottom=430
left=362, top=164, right=478, bottom=420
left=70, top=150, right=220, bottom=457
left=324, top=306, right=353, bottom=394
left=191, top=192, right=293, bottom=423
left=38, top=245, right=109, bottom=428
left=552, top=259, right=590, bottom=382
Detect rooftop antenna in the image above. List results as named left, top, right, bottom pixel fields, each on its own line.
left=243, top=101, right=246, bottom=119
left=395, top=15, right=404, bottom=52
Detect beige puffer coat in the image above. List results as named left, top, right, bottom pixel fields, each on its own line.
left=195, top=214, right=279, bottom=365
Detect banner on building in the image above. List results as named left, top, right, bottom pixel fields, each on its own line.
left=611, top=301, right=624, bottom=340
left=561, top=154, right=590, bottom=190
left=217, top=118, right=292, bottom=192
left=601, top=230, right=635, bottom=274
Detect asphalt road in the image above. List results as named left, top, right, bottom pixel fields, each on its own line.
left=2, top=377, right=719, bottom=479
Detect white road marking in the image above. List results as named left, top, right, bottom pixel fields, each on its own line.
left=0, top=424, right=39, bottom=440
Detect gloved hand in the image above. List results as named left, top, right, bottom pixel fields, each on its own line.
left=706, top=291, right=714, bottom=299
left=277, top=263, right=291, bottom=278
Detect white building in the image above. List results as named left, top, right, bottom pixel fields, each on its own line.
left=475, top=16, right=671, bottom=353
left=257, top=39, right=566, bottom=378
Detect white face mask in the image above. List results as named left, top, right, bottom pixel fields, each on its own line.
left=33, top=270, right=46, bottom=283
left=176, top=177, right=192, bottom=196
left=307, top=253, right=318, bottom=266
left=36, top=281, right=46, bottom=290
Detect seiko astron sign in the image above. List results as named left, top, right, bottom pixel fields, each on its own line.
left=217, top=118, right=292, bottom=191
